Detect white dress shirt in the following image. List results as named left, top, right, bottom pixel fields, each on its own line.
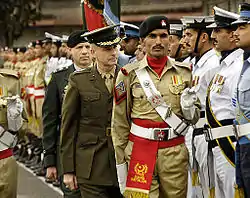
left=209, top=48, right=244, bottom=121
left=192, top=49, right=221, bottom=110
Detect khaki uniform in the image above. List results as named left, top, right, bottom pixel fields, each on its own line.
left=3, top=61, right=11, bottom=69
left=0, top=69, right=20, bottom=198
left=112, top=57, right=200, bottom=197
left=33, top=58, right=46, bottom=137
left=23, top=59, right=38, bottom=134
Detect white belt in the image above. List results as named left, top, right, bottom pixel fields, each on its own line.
left=26, top=86, right=34, bottom=94
left=204, top=123, right=250, bottom=141
left=195, top=117, right=206, bottom=129
left=34, top=88, right=45, bottom=97
left=131, top=122, right=179, bottom=141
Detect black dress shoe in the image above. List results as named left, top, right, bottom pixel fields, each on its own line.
left=35, top=168, right=46, bottom=177
left=52, top=180, right=60, bottom=187
left=45, top=177, right=55, bottom=184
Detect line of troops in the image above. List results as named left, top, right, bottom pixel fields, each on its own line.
left=1, top=2, right=250, bottom=198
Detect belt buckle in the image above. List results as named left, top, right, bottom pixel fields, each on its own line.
left=153, top=128, right=169, bottom=141
left=203, top=125, right=212, bottom=142
left=106, top=127, right=111, bottom=136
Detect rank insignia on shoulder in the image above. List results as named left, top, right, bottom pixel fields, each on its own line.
left=114, top=81, right=126, bottom=104
left=121, top=67, right=128, bottom=76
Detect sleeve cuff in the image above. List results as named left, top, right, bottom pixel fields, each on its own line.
left=44, top=154, right=56, bottom=168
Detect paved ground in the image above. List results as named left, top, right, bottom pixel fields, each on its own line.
left=17, top=163, right=63, bottom=198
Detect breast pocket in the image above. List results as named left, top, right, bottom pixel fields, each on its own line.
left=81, top=92, right=101, bottom=118
left=238, top=79, right=250, bottom=108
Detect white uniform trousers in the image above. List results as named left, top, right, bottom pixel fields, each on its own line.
left=212, top=146, right=235, bottom=198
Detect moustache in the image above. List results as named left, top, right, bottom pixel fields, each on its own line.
left=152, top=45, right=164, bottom=49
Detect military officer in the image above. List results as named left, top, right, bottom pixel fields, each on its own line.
left=14, top=47, right=27, bottom=72
left=112, top=16, right=200, bottom=198
left=231, top=3, right=250, bottom=197
left=119, top=22, right=140, bottom=64
left=204, top=7, right=243, bottom=198
left=180, top=15, right=220, bottom=198
left=134, top=44, right=146, bottom=62
left=168, top=24, right=189, bottom=62
left=60, top=25, right=123, bottom=198
left=0, top=68, right=23, bottom=198
left=42, top=30, right=91, bottom=198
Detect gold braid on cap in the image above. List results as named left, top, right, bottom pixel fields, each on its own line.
left=96, top=37, right=121, bottom=46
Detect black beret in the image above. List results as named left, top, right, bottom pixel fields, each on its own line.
left=17, top=47, right=27, bottom=53
left=67, top=30, right=88, bottom=48
left=13, top=48, right=18, bottom=53
left=139, top=16, right=170, bottom=38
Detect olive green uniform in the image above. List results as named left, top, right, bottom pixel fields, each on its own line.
left=60, top=65, right=122, bottom=198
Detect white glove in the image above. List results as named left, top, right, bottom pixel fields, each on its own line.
left=116, top=163, right=128, bottom=194
left=180, top=88, right=197, bottom=120
left=7, top=96, right=23, bottom=131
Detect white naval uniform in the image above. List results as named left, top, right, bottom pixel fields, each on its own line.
left=209, top=48, right=243, bottom=198
left=185, top=49, right=220, bottom=198
left=44, top=57, right=59, bottom=85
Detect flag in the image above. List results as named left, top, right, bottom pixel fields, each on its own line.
left=81, top=0, right=120, bottom=31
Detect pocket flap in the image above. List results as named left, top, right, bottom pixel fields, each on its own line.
left=79, top=134, right=98, bottom=147
left=82, top=92, right=101, bottom=102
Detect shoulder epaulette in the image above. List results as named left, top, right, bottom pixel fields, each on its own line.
left=174, top=60, right=191, bottom=71
left=120, top=62, right=140, bottom=76
left=0, top=69, right=19, bottom=78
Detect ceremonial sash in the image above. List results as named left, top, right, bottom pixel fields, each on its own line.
left=135, top=67, right=189, bottom=134
left=206, top=81, right=236, bottom=167
left=124, top=119, right=184, bottom=198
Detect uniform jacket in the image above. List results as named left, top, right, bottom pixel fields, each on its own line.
left=111, top=56, right=201, bottom=164
left=60, top=65, right=119, bottom=186
left=42, top=64, right=75, bottom=169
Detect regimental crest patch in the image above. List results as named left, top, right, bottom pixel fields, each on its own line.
left=114, top=81, right=126, bottom=104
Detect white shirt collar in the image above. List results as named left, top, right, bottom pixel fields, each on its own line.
left=221, top=48, right=244, bottom=67
left=74, top=64, right=83, bottom=71
left=196, top=49, right=217, bottom=68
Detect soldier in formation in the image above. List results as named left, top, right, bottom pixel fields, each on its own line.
left=2, top=3, right=250, bottom=198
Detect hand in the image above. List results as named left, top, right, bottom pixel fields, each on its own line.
left=181, top=88, right=197, bottom=108
left=116, top=163, right=128, bottom=194
left=46, top=166, right=57, bottom=182
left=63, top=173, right=78, bottom=191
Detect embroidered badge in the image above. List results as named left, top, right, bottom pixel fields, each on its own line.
left=161, top=20, right=167, bottom=27
left=114, top=81, right=126, bottom=104
left=131, top=163, right=148, bottom=184
left=143, top=80, right=150, bottom=88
